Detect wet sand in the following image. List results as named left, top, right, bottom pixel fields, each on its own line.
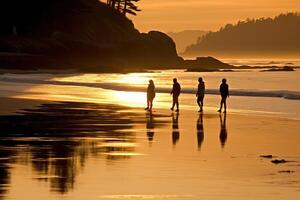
left=0, top=97, right=300, bottom=200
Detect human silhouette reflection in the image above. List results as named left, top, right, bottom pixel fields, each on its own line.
left=146, top=112, right=155, bottom=144
left=219, top=113, right=228, bottom=148
left=172, top=113, right=180, bottom=147
left=196, top=113, right=204, bottom=151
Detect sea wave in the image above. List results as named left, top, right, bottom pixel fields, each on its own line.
left=1, top=77, right=300, bottom=100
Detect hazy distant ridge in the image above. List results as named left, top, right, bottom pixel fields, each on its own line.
left=167, top=30, right=207, bottom=54
left=184, top=13, right=300, bottom=58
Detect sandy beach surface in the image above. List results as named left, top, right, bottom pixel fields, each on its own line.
left=0, top=95, right=299, bottom=200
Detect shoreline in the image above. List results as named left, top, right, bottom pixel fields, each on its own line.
left=1, top=96, right=299, bottom=122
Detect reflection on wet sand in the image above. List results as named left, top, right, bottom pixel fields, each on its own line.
left=196, top=113, right=204, bottom=151
left=0, top=144, right=13, bottom=199
left=146, top=112, right=155, bottom=144
left=0, top=102, right=147, bottom=195
left=172, top=113, right=180, bottom=147
left=219, top=114, right=228, bottom=148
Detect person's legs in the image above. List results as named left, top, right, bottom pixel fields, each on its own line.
left=145, top=99, right=149, bottom=110
left=172, top=96, right=178, bottom=111
left=171, top=101, right=175, bottom=110
left=218, top=97, right=224, bottom=112
left=176, top=102, right=179, bottom=111
left=197, top=96, right=201, bottom=107
left=149, top=99, right=153, bottom=111
left=200, top=96, right=204, bottom=112
left=223, top=98, right=227, bottom=113
left=200, top=100, right=203, bottom=112
left=174, top=96, right=179, bottom=111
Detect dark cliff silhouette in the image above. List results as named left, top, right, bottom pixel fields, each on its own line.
left=184, top=13, right=300, bottom=58
left=0, top=0, right=181, bottom=71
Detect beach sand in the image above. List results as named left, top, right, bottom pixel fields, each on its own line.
left=0, top=97, right=299, bottom=199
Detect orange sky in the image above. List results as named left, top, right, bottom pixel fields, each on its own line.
left=129, top=0, right=300, bottom=32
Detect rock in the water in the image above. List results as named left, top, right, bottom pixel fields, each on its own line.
left=271, top=159, right=288, bottom=164
left=260, top=155, right=274, bottom=159
left=278, top=170, right=295, bottom=173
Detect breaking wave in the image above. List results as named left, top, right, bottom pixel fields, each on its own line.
left=1, top=77, right=300, bottom=100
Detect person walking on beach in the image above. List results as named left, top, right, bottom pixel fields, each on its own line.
left=196, top=77, right=205, bottom=112
left=145, top=79, right=155, bottom=111
left=170, top=78, right=181, bottom=112
left=218, top=78, right=229, bottom=113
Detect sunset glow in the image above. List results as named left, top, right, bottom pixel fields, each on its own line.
left=132, top=0, right=300, bottom=31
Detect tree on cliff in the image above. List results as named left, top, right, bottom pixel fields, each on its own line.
left=107, top=0, right=141, bottom=16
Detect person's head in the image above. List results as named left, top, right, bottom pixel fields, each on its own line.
left=149, top=79, right=154, bottom=85
left=198, top=77, right=203, bottom=83
left=173, top=78, right=177, bottom=83
left=222, top=78, right=227, bottom=84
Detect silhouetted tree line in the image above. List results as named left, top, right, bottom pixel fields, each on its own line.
left=0, top=0, right=138, bottom=37
left=184, top=13, right=300, bottom=56
left=106, top=0, right=141, bottom=16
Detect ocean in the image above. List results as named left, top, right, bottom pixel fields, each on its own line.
left=1, top=60, right=299, bottom=119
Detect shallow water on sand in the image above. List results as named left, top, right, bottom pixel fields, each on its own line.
left=1, top=69, right=300, bottom=118
left=0, top=67, right=300, bottom=199
left=0, top=101, right=300, bottom=200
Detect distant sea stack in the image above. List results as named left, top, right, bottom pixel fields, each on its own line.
left=183, top=13, right=300, bottom=58
left=0, top=0, right=181, bottom=72
left=185, top=56, right=233, bottom=72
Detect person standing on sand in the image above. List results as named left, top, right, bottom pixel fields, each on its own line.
left=196, top=77, right=205, bottom=112
left=170, top=78, right=181, bottom=112
left=145, top=80, right=155, bottom=111
left=218, top=78, right=229, bottom=113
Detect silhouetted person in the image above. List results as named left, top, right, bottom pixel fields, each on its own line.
left=170, top=78, right=181, bottom=112
left=172, top=113, right=180, bottom=146
left=218, top=78, right=229, bottom=113
left=196, top=77, right=205, bottom=112
left=219, top=113, right=228, bottom=148
left=145, top=79, right=155, bottom=111
left=196, top=113, right=204, bottom=151
left=146, top=112, right=155, bottom=144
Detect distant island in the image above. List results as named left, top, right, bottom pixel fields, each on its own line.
left=167, top=30, right=208, bottom=54
left=183, top=13, right=300, bottom=58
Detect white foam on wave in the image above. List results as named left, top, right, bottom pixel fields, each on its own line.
left=1, top=77, right=300, bottom=100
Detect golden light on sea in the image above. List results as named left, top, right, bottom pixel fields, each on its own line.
left=109, top=91, right=146, bottom=107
